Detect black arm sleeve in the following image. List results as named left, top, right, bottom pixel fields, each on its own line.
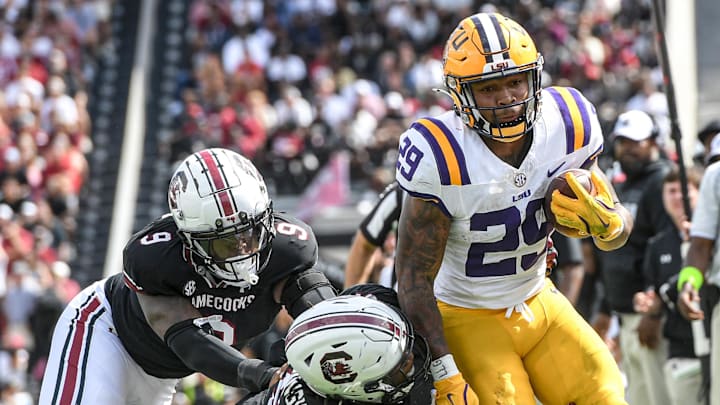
left=281, top=268, right=337, bottom=318
left=164, top=319, right=277, bottom=392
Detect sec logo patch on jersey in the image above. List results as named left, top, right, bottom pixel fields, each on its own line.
left=513, top=172, right=527, bottom=187
left=183, top=280, right=196, bottom=296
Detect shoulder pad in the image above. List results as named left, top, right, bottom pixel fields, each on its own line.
left=262, top=213, right=319, bottom=284
left=407, top=117, right=471, bottom=186
left=396, top=119, right=459, bottom=216
left=122, top=215, right=187, bottom=294
left=544, top=86, right=601, bottom=155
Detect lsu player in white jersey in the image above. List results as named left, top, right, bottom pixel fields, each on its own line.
left=394, top=12, right=634, bottom=405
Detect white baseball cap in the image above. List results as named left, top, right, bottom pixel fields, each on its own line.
left=612, top=110, right=656, bottom=142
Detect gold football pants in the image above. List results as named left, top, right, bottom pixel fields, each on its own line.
left=438, top=279, right=627, bottom=405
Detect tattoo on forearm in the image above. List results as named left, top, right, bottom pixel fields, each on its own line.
left=396, top=198, right=450, bottom=357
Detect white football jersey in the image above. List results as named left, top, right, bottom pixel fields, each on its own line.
left=395, top=86, right=604, bottom=309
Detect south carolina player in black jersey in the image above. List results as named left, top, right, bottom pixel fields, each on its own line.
left=238, top=284, right=432, bottom=405
left=39, top=148, right=337, bottom=405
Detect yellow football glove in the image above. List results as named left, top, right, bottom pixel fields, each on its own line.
left=434, top=374, right=480, bottom=405
left=549, top=171, right=623, bottom=241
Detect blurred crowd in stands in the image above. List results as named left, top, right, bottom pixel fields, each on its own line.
left=166, top=0, right=671, bottom=198
left=0, top=0, right=112, bottom=403
left=0, top=0, right=692, bottom=403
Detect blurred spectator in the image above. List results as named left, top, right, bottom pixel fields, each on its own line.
left=706, top=134, right=720, bottom=168
left=698, top=120, right=720, bottom=166
left=265, top=43, right=307, bottom=90
left=26, top=261, right=66, bottom=385
left=273, top=84, right=312, bottom=129
left=0, top=1, right=111, bottom=402
left=0, top=343, right=32, bottom=404
left=244, top=89, right=277, bottom=133
left=42, top=131, right=86, bottom=213
left=4, top=60, right=44, bottom=111
left=594, top=110, right=673, bottom=404
left=171, top=0, right=671, bottom=197
left=634, top=165, right=705, bottom=405
left=222, top=23, right=274, bottom=76
left=189, top=0, right=234, bottom=55
left=0, top=174, right=29, bottom=214
left=39, top=75, right=78, bottom=134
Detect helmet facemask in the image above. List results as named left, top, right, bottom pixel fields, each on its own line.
left=181, top=207, right=274, bottom=287
left=444, top=61, right=543, bottom=142
left=361, top=312, right=431, bottom=404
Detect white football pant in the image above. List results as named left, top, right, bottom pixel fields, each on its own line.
left=38, top=279, right=178, bottom=405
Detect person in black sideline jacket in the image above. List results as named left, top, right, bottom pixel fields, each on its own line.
left=593, top=110, right=674, bottom=404
left=633, top=165, right=705, bottom=405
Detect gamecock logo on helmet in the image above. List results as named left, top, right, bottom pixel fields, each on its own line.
left=168, top=170, right=189, bottom=211
left=320, top=352, right=357, bottom=384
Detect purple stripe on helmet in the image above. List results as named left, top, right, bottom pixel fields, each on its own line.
left=488, top=14, right=510, bottom=60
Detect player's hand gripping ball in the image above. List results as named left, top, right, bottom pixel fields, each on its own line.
left=544, top=168, right=594, bottom=238
left=545, top=168, right=624, bottom=241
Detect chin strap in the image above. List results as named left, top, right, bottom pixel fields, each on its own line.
left=235, top=267, right=259, bottom=286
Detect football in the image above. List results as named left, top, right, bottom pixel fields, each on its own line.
left=544, top=168, right=594, bottom=238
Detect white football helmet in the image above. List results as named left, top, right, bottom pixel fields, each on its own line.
left=285, top=295, right=420, bottom=403
left=168, top=148, right=274, bottom=287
